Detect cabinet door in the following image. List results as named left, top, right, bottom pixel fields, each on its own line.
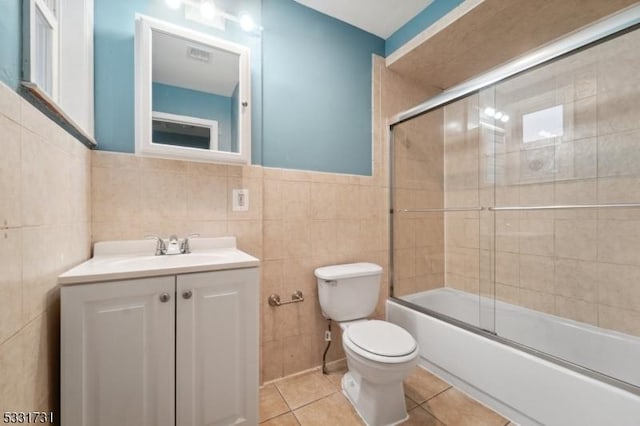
left=176, top=268, right=259, bottom=426
left=61, top=277, right=175, bottom=426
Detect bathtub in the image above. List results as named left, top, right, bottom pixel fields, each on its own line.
left=388, top=288, right=640, bottom=425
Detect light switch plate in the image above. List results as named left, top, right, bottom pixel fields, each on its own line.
left=232, top=189, right=249, bottom=212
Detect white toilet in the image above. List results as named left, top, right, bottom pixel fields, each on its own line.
left=314, top=263, right=419, bottom=426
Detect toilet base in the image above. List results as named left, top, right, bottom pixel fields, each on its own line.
left=341, top=372, right=409, bottom=426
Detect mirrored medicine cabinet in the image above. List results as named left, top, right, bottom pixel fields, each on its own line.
left=135, top=15, right=251, bottom=164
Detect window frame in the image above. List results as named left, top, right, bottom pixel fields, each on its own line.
left=23, top=0, right=60, bottom=101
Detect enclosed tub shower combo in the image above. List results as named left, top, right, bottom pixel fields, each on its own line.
left=387, top=5, right=640, bottom=425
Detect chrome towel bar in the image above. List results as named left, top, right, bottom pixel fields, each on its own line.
left=397, top=203, right=640, bottom=213
left=488, top=203, right=640, bottom=211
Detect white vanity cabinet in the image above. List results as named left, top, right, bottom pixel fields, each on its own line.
left=176, top=269, right=259, bottom=426
left=60, top=243, right=259, bottom=426
left=61, top=276, right=176, bottom=426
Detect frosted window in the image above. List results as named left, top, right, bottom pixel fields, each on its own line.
left=522, top=105, right=563, bottom=143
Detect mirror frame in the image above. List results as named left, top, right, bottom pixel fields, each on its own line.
left=135, top=14, right=251, bottom=164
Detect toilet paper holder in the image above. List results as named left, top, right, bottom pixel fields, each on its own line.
left=268, top=290, right=304, bottom=307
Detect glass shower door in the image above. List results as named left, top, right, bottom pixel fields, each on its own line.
left=442, top=93, right=496, bottom=332
left=390, top=91, right=497, bottom=334
left=487, top=26, right=640, bottom=388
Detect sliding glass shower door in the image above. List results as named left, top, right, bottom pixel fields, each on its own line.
left=390, top=17, right=640, bottom=390
left=391, top=93, right=497, bottom=333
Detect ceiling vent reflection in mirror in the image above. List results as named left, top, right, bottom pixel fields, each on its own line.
left=187, top=46, right=211, bottom=63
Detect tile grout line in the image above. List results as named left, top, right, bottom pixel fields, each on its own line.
left=407, top=404, right=448, bottom=425
left=417, top=386, right=454, bottom=425
left=287, top=388, right=340, bottom=414
left=273, top=382, right=294, bottom=414
left=412, top=384, right=452, bottom=406
left=257, top=382, right=292, bottom=424
left=289, top=393, right=341, bottom=425
left=268, top=372, right=340, bottom=423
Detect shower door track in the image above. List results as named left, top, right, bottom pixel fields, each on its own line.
left=387, top=4, right=640, bottom=127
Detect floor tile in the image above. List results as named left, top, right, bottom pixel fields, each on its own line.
left=274, top=370, right=336, bottom=410
left=293, top=392, right=364, bottom=426
left=401, top=406, right=444, bottom=425
left=323, top=359, right=348, bottom=391
left=260, top=384, right=290, bottom=422
left=405, top=396, right=419, bottom=411
left=261, top=412, right=300, bottom=425
left=403, top=366, right=451, bottom=404
left=422, top=388, right=509, bottom=426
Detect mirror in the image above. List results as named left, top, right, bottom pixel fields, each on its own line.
left=135, top=15, right=251, bottom=164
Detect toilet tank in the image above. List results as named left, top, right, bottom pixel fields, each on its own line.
left=314, top=263, right=382, bottom=321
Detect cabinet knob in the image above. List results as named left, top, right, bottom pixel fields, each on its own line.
left=182, top=290, right=192, bottom=299
left=159, top=292, right=171, bottom=303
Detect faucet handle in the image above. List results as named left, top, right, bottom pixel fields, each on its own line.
left=180, top=233, right=200, bottom=254
left=145, top=234, right=167, bottom=255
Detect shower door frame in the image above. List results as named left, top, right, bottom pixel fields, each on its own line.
left=388, top=4, right=640, bottom=396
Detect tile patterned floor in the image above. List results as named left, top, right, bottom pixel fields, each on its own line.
left=260, top=361, right=512, bottom=426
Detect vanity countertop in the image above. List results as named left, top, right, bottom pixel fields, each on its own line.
left=58, top=237, right=259, bottom=285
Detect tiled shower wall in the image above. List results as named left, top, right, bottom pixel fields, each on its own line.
left=0, top=82, right=92, bottom=413
left=443, top=28, right=640, bottom=337
left=392, top=110, right=445, bottom=297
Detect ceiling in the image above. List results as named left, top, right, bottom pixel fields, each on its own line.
left=152, top=30, right=239, bottom=97
left=294, top=0, right=433, bottom=39
left=387, top=0, right=640, bottom=90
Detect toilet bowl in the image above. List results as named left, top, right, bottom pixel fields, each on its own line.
left=340, top=320, right=418, bottom=425
left=314, top=263, right=419, bottom=426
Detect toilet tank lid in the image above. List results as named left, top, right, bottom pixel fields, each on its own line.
left=314, top=263, right=382, bottom=280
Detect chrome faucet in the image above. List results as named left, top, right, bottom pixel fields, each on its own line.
left=145, top=234, right=200, bottom=255
left=145, top=234, right=167, bottom=255
left=180, top=234, right=200, bottom=254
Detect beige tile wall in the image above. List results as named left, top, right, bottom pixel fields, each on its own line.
left=380, top=57, right=444, bottom=299
left=91, top=152, right=386, bottom=385
left=442, top=94, right=487, bottom=296
left=260, top=167, right=388, bottom=381
left=392, top=110, right=445, bottom=297
left=91, top=152, right=263, bottom=259
left=0, top=82, right=92, bottom=413
left=441, top=28, right=640, bottom=337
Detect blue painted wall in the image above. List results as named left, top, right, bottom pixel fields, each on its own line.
left=0, top=0, right=466, bottom=175
left=0, top=0, right=22, bottom=89
left=94, top=0, right=262, bottom=163
left=261, top=0, right=384, bottom=175
left=152, top=82, right=232, bottom=151
left=386, top=0, right=464, bottom=56
left=94, top=0, right=384, bottom=174
left=0, top=0, right=455, bottom=174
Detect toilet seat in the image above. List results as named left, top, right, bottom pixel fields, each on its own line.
left=343, top=320, right=418, bottom=364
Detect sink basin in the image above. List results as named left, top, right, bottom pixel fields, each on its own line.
left=58, top=237, right=260, bottom=285
left=108, top=253, right=228, bottom=267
